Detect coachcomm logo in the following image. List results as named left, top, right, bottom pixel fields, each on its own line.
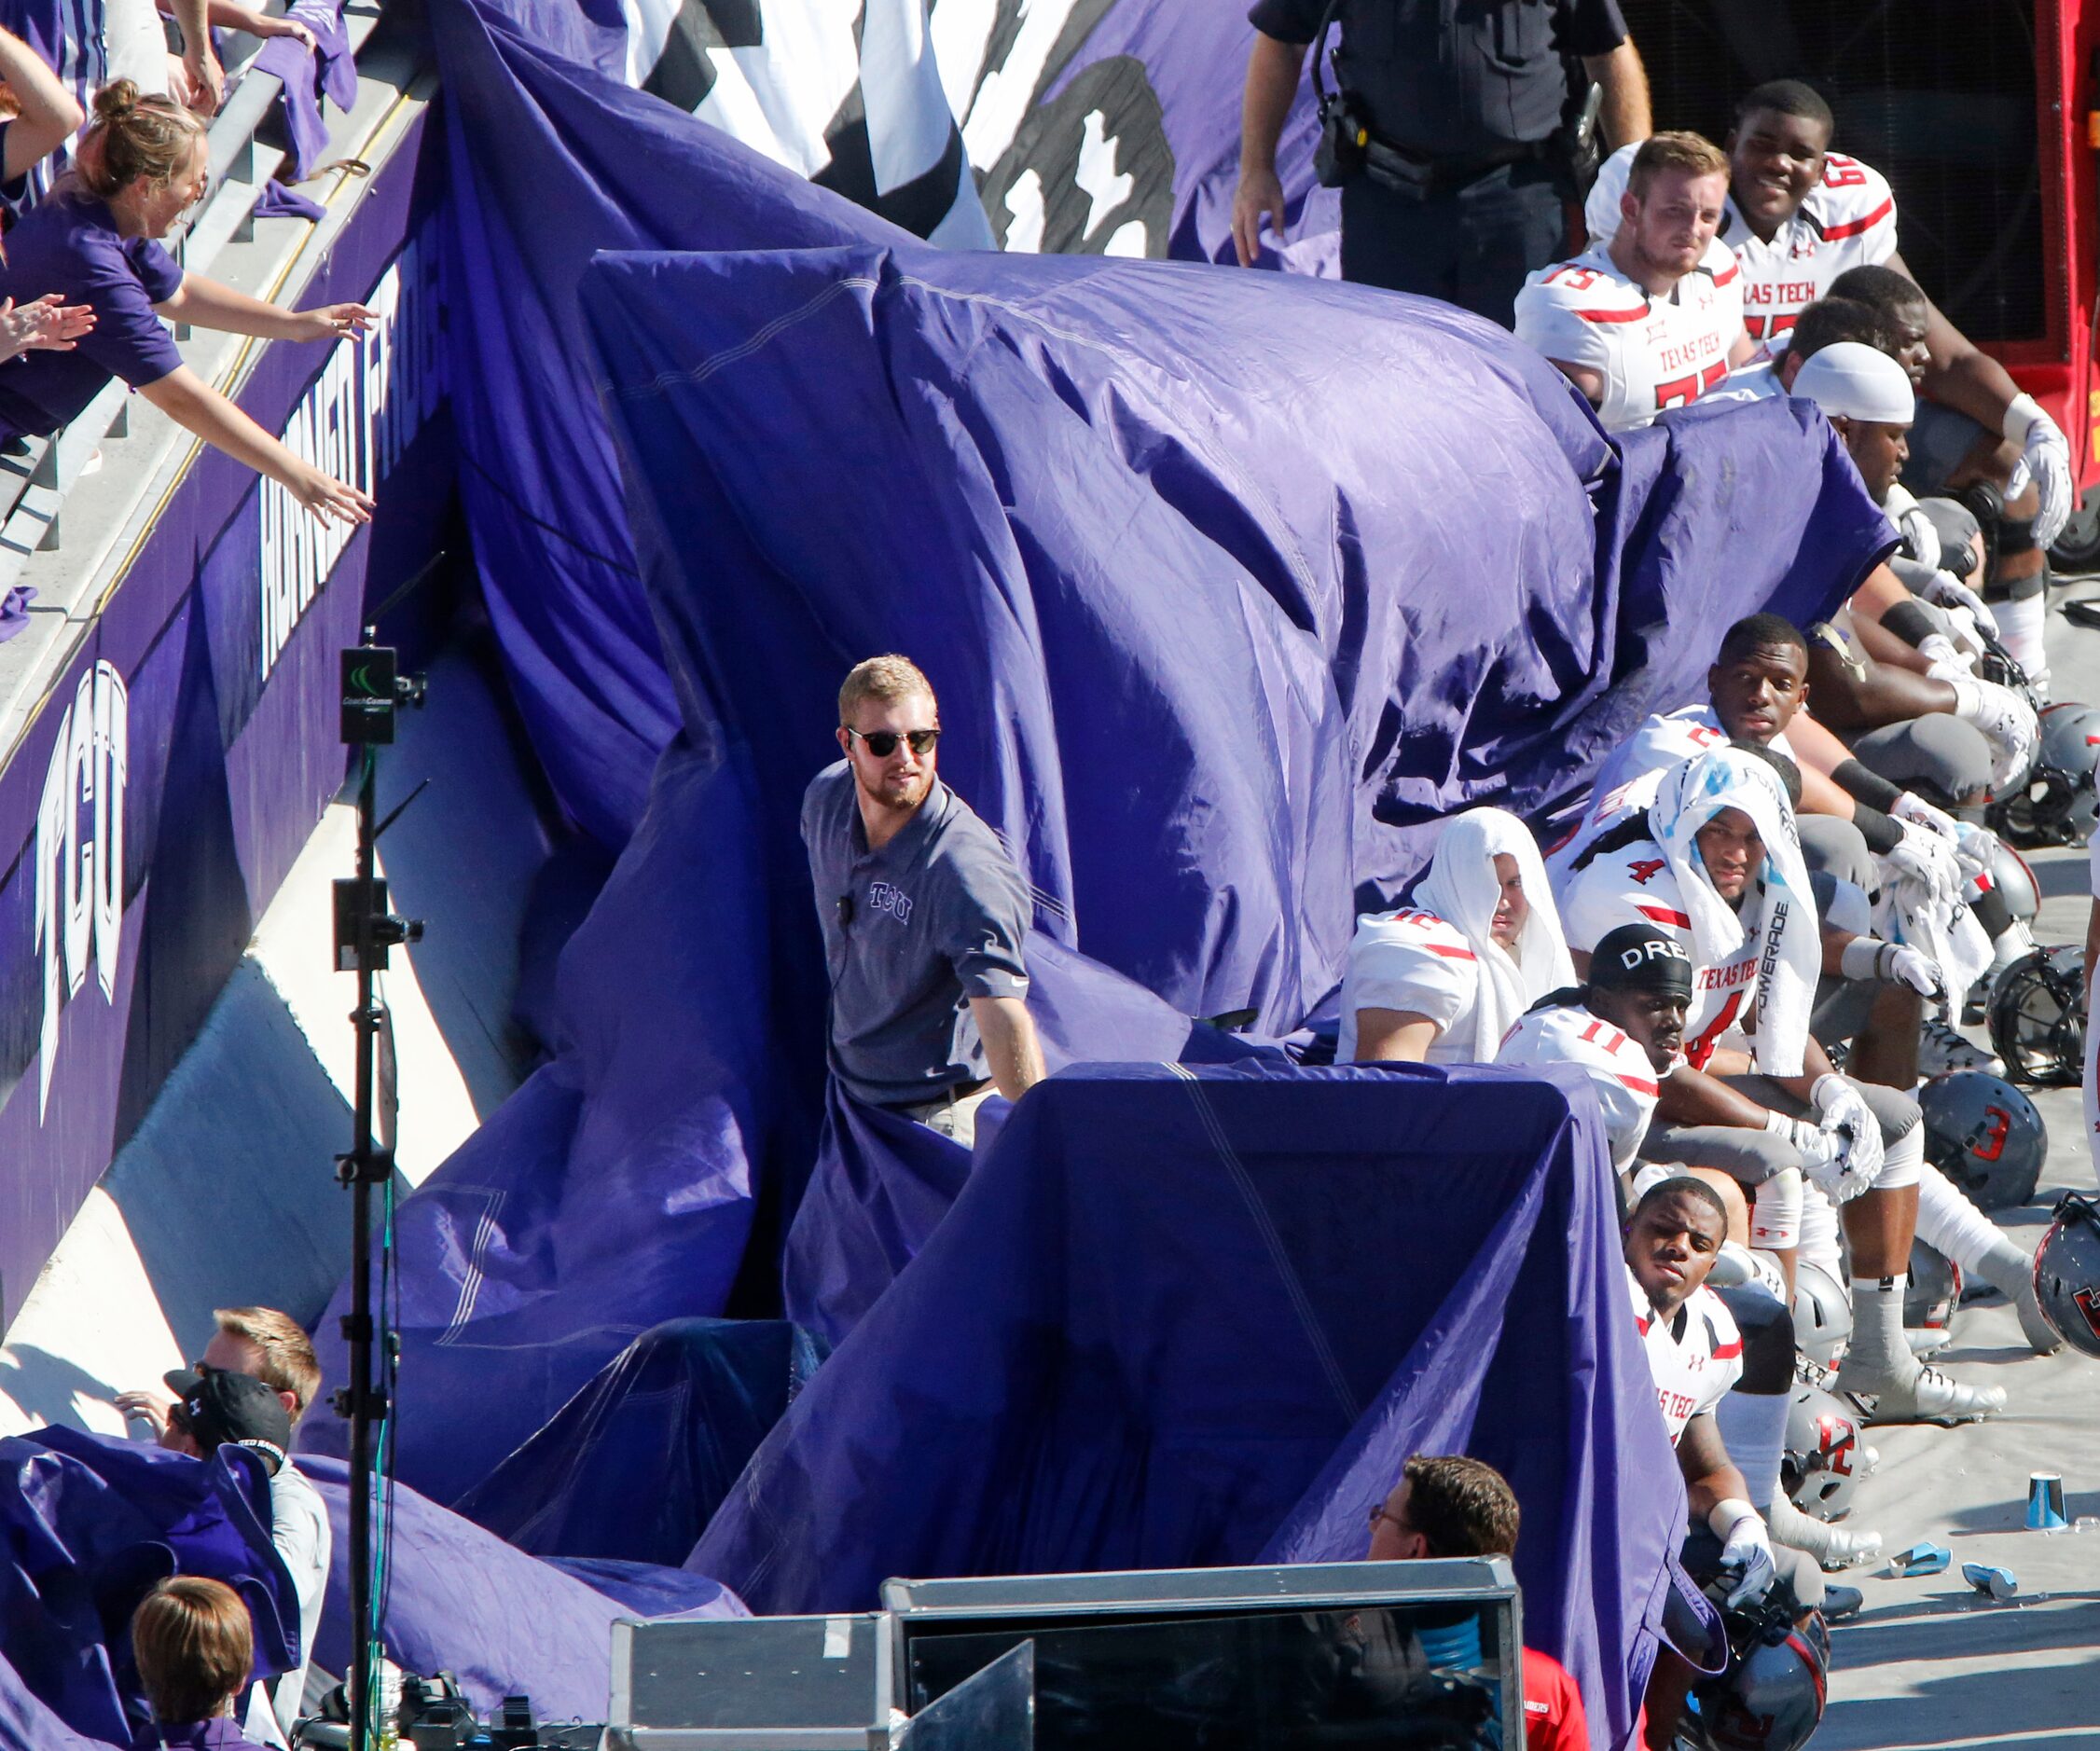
left=35, top=659, right=128, bottom=1117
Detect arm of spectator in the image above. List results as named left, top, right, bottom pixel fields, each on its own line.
left=159, top=274, right=373, bottom=343
left=0, top=27, right=83, bottom=178
left=0, top=295, right=93, bottom=361
left=1582, top=40, right=1650, bottom=151
left=140, top=365, right=373, bottom=524
left=1352, top=1008, right=1439, bottom=1063
left=201, top=0, right=315, bottom=46
left=113, top=1388, right=174, bottom=1439
left=165, top=0, right=224, bottom=115
left=970, top=994, right=1044, bottom=1101
left=1232, top=33, right=1306, bottom=267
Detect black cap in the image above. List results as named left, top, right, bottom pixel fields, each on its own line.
left=1589, top=924, right=1694, bottom=1000
left=164, top=1368, right=291, bottom=1476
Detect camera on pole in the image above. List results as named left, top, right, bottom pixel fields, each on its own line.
left=335, top=628, right=426, bottom=1751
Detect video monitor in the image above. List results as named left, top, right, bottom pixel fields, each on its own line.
left=884, top=1560, right=1522, bottom=1751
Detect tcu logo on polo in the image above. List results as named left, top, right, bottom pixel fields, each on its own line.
left=35, top=660, right=128, bottom=1118
left=867, top=881, right=913, bottom=922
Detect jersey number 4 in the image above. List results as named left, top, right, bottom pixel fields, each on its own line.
left=1626, top=858, right=1666, bottom=886
left=1686, top=991, right=1744, bottom=1069
left=1655, top=360, right=1729, bottom=410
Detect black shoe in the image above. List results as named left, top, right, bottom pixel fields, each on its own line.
left=1822, top=1584, right=1863, bottom=1622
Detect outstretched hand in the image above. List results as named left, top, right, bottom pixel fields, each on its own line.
left=291, top=302, right=377, bottom=343
left=0, top=294, right=94, bottom=359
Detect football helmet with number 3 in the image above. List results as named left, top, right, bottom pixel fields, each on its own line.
left=1917, top=1071, right=2048, bottom=1209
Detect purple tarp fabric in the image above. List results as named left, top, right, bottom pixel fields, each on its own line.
left=307, top=0, right=1890, bottom=1513
left=693, top=1060, right=1679, bottom=1751
left=297, top=1456, right=744, bottom=1719
left=0, top=1431, right=298, bottom=1749
left=452, top=1317, right=828, bottom=1565
left=425, top=0, right=914, bottom=847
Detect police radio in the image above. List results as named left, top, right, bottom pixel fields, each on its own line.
left=1309, top=0, right=1368, bottom=186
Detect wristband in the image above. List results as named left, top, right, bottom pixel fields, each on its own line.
left=1707, top=1496, right=1761, bottom=1541
left=1852, top=805, right=1902, bottom=855
left=1811, top=1072, right=1846, bottom=1111
left=1831, top=758, right=1903, bottom=811
left=2003, top=392, right=2046, bottom=445
left=1840, top=937, right=1887, bottom=982
left=1880, top=597, right=1937, bottom=648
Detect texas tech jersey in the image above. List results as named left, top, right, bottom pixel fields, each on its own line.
left=1560, top=841, right=1762, bottom=1070
left=1336, top=907, right=1483, bottom=1064
left=1627, top=1263, right=1744, bottom=1444
left=1585, top=145, right=1900, bottom=351
left=1549, top=708, right=1797, bottom=876
left=1514, top=241, right=1745, bottom=432
left=1497, top=1002, right=1661, bottom=1168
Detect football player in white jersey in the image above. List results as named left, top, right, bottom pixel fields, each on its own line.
left=1622, top=1179, right=1771, bottom=1596
left=1514, top=131, right=1756, bottom=432
left=1554, top=612, right=2023, bottom=1078
left=1827, top=263, right=2065, bottom=690
left=1561, top=744, right=2004, bottom=1423
left=1340, top=807, right=1571, bottom=1066
left=1588, top=79, right=2070, bottom=596
left=1497, top=922, right=1692, bottom=1170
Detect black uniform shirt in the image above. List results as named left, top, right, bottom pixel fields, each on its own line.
left=1246, top=0, right=1628, bottom=159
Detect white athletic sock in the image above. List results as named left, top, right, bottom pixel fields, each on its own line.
left=1916, top=1162, right=2029, bottom=1292
left=1716, top=1387, right=1789, bottom=1517
left=1841, top=1272, right=1914, bottom=1389
left=1749, top=1166, right=1803, bottom=1251
left=1996, top=590, right=2049, bottom=692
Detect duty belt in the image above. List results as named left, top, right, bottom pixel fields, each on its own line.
left=1361, top=135, right=1548, bottom=199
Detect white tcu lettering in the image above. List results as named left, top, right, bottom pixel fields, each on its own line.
left=35, top=661, right=129, bottom=1118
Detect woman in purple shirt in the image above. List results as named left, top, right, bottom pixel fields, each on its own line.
left=0, top=79, right=372, bottom=525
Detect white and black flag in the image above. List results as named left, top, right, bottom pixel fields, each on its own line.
left=617, top=0, right=1180, bottom=259
left=619, top=0, right=997, bottom=246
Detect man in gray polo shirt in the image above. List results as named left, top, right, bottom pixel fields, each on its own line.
left=802, top=655, right=1044, bottom=1146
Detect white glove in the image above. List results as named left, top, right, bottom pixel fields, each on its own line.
left=1891, top=791, right=1958, bottom=840
left=2004, top=393, right=2074, bottom=551
left=1952, top=820, right=1998, bottom=874
left=1913, top=567, right=1999, bottom=637
left=1813, top=1072, right=1885, bottom=1185
left=1712, top=1499, right=1777, bottom=1609
left=1918, top=634, right=1973, bottom=675
left=1765, top=1109, right=1867, bottom=1200
left=1884, top=818, right=1961, bottom=896
left=1885, top=941, right=1948, bottom=1000
left=1891, top=488, right=1941, bottom=571
left=1932, top=666, right=2038, bottom=792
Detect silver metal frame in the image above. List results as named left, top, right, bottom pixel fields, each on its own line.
left=606, top=1614, right=895, bottom=1751
left=883, top=1558, right=1525, bottom=1749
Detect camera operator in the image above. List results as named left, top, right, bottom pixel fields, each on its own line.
left=1231, top=0, right=1650, bottom=324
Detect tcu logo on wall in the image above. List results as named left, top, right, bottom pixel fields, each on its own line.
left=34, top=660, right=128, bottom=1117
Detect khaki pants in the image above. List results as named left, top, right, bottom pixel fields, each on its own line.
left=904, top=1081, right=997, bottom=1150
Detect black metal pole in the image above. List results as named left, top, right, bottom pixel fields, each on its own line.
left=346, top=744, right=380, bottom=1751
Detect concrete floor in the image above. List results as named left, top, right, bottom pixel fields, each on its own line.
left=1817, top=587, right=2100, bottom=1751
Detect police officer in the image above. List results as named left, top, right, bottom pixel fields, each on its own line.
left=1231, top=0, right=1651, bottom=325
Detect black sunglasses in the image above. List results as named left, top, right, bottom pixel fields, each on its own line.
left=845, top=726, right=940, bottom=757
